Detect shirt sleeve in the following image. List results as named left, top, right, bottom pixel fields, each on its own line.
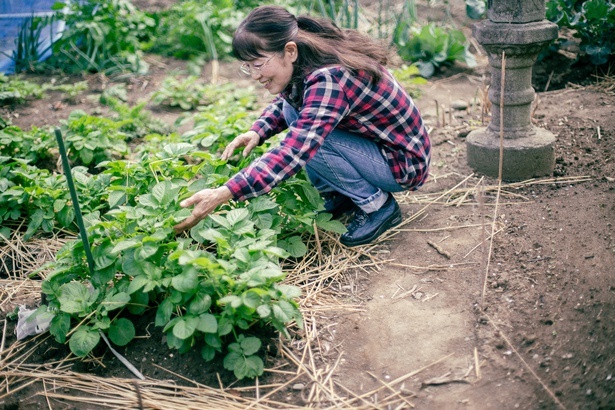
left=249, top=96, right=287, bottom=144
left=225, top=71, right=351, bottom=201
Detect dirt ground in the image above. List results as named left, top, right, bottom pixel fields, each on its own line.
left=1, top=2, right=614, bottom=410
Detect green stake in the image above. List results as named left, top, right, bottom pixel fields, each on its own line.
left=55, top=128, right=95, bottom=277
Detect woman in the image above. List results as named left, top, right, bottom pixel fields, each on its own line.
left=174, top=5, right=431, bottom=247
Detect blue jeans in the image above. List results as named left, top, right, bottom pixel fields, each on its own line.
left=283, top=101, right=404, bottom=213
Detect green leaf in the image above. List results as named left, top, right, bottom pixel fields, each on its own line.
left=80, top=149, right=94, bottom=165
left=187, top=293, right=212, bottom=315
left=272, top=300, right=296, bottom=323
left=208, top=214, right=231, bottom=229
left=256, top=304, right=271, bottom=318
left=112, top=239, right=141, bottom=253
left=93, top=241, right=116, bottom=270
left=217, top=317, right=233, bottom=336
left=218, top=295, right=241, bottom=308
left=300, top=184, right=322, bottom=208
left=204, top=333, right=222, bottom=349
left=93, top=316, right=111, bottom=331
left=138, top=193, right=158, bottom=207
left=262, top=246, right=289, bottom=259
left=171, top=269, right=198, bottom=293
left=103, top=292, right=130, bottom=312
left=151, top=181, right=168, bottom=204
left=50, top=313, right=71, bottom=344
left=223, top=351, right=242, bottom=372
left=247, top=197, right=278, bottom=212
left=128, top=291, right=149, bottom=315
left=57, top=206, right=75, bottom=228
left=241, top=290, right=261, bottom=309
left=108, top=190, right=126, bottom=208
left=25, top=209, right=44, bottom=239
left=279, top=236, right=307, bottom=258
left=315, top=213, right=347, bottom=234
left=127, top=275, right=150, bottom=294
left=254, top=213, right=273, bottom=230
left=92, top=265, right=116, bottom=288
left=108, top=318, right=135, bottom=346
left=201, top=345, right=216, bottom=361
left=122, top=256, right=146, bottom=277
left=233, top=219, right=255, bottom=235
left=232, top=247, right=250, bottom=263
left=69, top=327, right=100, bottom=357
left=231, top=354, right=264, bottom=379
left=275, top=284, right=302, bottom=299
left=240, top=336, right=261, bottom=356
left=196, top=313, right=218, bottom=333
left=53, top=199, right=66, bottom=213
left=135, top=242, right=159, bottom=260
left=226, top=208, right=249, bottom=226
left=155, top=299, right=174, bottom=327
left=173, top=316, right=198, bottom=339
left=58, top=282, right=97, bottom=314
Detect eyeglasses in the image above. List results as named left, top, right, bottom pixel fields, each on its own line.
left=239, top=55, right=275, bottom=76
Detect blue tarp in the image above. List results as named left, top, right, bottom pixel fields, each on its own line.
left=0, top=0, right=65, bottom=74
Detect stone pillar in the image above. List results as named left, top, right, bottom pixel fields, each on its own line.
left=466, top=0, right=558, bottom=180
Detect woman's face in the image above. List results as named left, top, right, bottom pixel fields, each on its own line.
left=246, top=42, right=298, bottom=95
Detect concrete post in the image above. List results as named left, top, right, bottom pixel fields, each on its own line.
left=466, top=0, right=558, bottom=180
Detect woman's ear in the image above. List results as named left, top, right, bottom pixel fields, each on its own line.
left=285, top=42, right=298, bottom=63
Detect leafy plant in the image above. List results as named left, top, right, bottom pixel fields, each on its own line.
left=390, top=0, right=418, bottom=47
left=33, top=144, right=311, bottom=379
left=179, top=84, right=259, bottom=152
left=0, top=158, right=108, bottom=239
left=547, top=0, right=615, bottom=65
left=392, top=64, right=428, bottom=98
left=295, top=0, right=363, bottom=29
left=59, top=110, right=130, bottom=168
left=101, top=94, right=172, bottom=138
left=151, top=76, right=210, bottom=110
left=49, top=81, right=89, bottom=100
left=396, top=23, right=477, bottom=78
left=10, top=15, right=56, bottom=73
left=0, top=125, right=55, bottom=168
left=49, top=0, right=155, bottom=74
left=151, top=0, right=242, bottom=62
left=0, top=73, right=46, bottom=105
left=0, top=74, right=87, bottom=106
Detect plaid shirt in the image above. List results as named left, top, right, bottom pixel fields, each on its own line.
left=225, top=65, right=431, bottom=201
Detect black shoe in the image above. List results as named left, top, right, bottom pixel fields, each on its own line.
left=340, top=195, right=402, bottom=247
left=322, top=192, right=355, bottom=219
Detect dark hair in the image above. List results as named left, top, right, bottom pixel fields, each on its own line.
left=232, top=5, right=391, bottom=85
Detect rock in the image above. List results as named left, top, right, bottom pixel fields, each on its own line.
left=451, top=99, right=468, bottom=110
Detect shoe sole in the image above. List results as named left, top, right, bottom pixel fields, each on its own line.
left=340, top=210, right=402, bottom=247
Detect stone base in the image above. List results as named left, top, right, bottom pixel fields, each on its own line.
left=466, top=127, right=556, bottom=181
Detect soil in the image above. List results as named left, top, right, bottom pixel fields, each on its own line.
left=1, top=2, right=614, bottom=410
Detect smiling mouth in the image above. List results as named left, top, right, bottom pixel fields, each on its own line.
left=261, top=80, right=271, bottom=88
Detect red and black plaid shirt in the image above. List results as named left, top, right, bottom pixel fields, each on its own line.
left=225, top=65, right=431, bottom=201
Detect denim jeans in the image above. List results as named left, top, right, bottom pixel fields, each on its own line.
left=283, top=100, right=404, bottom=213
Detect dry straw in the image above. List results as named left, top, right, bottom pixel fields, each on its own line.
left=0, top=169, right=591, bottom=408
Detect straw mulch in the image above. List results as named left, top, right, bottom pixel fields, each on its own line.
left=0, top=174, right=589, bottom=409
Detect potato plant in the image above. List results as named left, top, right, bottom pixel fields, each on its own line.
left=29, top=140, right=346, bottom=380
left=6, top=74, right=345, bottom=379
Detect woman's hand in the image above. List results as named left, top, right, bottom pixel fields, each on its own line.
left=221, top=131, right=260, bottom=160
left=174, top=186, right=233, bottom=233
